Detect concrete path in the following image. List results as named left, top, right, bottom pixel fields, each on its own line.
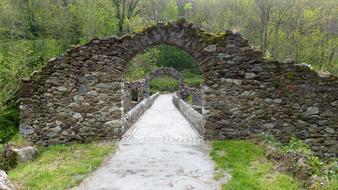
left=73, top=94, right=225, bottom=190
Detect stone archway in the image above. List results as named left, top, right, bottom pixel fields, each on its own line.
left=142, top=67, right=184, bottom=98
left=20, top=18, right=338, bottom=157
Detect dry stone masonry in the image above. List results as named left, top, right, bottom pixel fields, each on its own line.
left=122, top=79, right=145, bottom=112
left=20, top=18, right=338, bottom=157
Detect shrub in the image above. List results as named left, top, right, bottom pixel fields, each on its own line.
left=260, top=133, right=338, bottom=189
left=0, top=102, right=20, bottom=144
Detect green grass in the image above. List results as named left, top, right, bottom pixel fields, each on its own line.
left=149, top=74, right=203, bottom=94
left=183, top=72, right=203, bottom=87
left=187, top=95, right=193, bottom=104
left=8, top=141, right=114, bottom=190
left=211, top=140, right=302, bottom=190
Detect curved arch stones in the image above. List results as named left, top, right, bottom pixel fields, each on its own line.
left=20, top=18, right=338, bottom=157
left=143, top=67, right=184, bottom=98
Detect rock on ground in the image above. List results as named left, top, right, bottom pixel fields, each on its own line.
left=10, top=146, right=38, bottom=163
left=0, top=170, right=14, bottom=190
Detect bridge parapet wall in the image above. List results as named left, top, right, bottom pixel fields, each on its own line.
left=122, top=93, right=160, bottom=132
left=173, top=94, right=204, bottom=137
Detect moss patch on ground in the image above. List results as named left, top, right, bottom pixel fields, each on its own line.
left=211, top=140, right=302, bottom=190
left=8, top=141, right=114, bottom=190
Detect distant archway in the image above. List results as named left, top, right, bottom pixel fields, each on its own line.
left=143, top=67, right=184, bottom=98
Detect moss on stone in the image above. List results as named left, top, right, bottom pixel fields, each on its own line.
left=197, top=31, right=226, bottom=45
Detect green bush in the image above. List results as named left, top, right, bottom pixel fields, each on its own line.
left=260, top=133, right=338, bottom=189
left=149, top=73, right=203, bottom=94
left=150, top=76, right=179, bottom=93
left=0, top=144, right=18, bottom=171
left=0, top=102, right=20, bottom=144
left=183, top=72, right=203, bottom=87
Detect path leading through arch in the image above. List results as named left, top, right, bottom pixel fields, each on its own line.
left=73, top=94, right=226, bottom=190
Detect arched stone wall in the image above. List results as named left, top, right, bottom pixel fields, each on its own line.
left=20, top=18, right=338, bottom=157
left=143, top=67, right=184, bottom=98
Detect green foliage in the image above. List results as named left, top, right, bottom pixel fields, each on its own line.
left=0, top=134, right=32, bottom=171
left=131, top=89, right=139, bottom=102
left=148, top=73, right=203, bottom=94
left=0, top=149, right=17, bottom=171
left=282, top=137, right=312, bottom=155
left=187, top=95, right=193, bottom=104
left=125, top=47, right=159, bottom=81
left=260, top=134, right=338, bottom=189
left=162, top=0, right=179, bottom=21
left=188, top=0, right=337, bottom=74
left=282, top=137, right=338, bottom=185
left=0, top=134, right=31, bottom=171
left=0, top=102, right=19, bottom=144
left=150, top=76, right=179, bottom=94
left=259, top=133, right=281, bottom=146
left=183, top=72, right=203, bottom=87
left=211, top=140, right=301, bottom=190
left=156, top=45, right=200, bottom=74
left=263, top=50, right=272, bottom=61
left=9, top=142, right=114, bottom=190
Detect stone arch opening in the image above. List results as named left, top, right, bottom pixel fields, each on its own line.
left=121, top=43, right=203, bottom=116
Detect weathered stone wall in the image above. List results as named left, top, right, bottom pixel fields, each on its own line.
left=122, top=93, right=159, bottom=131
left=20, top=56, right=124, bottom=145
left=173, top=94, right=204, bottom=136
left=143, top=67, right=184, bottom=98
left=208, top=62, right=338, bottom=157
left=20, top=18, right=337, bottom=157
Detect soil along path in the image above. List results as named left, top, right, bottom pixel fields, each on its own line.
left=73, top=94, right=225, bottom=190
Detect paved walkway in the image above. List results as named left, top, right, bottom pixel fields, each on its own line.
left=73, top=94, right=224, bottom=190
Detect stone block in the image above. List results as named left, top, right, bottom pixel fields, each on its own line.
left=0, top=170, right=14, bottom=190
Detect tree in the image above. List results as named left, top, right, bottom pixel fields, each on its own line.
left=112, top=0, right=142, bottom=34
left=162, top=0, right=179, bottom=21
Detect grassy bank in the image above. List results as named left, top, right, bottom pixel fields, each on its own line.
left=149, top=74, right=203, bottom=94
left=211, top=140, right=302, bottom=190
left=8, top=141, right=114, bottom=190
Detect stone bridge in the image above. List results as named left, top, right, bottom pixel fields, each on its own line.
left=20, top=18, right=338, bottom=157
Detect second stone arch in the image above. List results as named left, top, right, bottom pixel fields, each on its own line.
left=143, top=67, right=185, bottom=98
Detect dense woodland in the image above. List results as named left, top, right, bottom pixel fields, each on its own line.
left=0, top=0, right=337, bottom=142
